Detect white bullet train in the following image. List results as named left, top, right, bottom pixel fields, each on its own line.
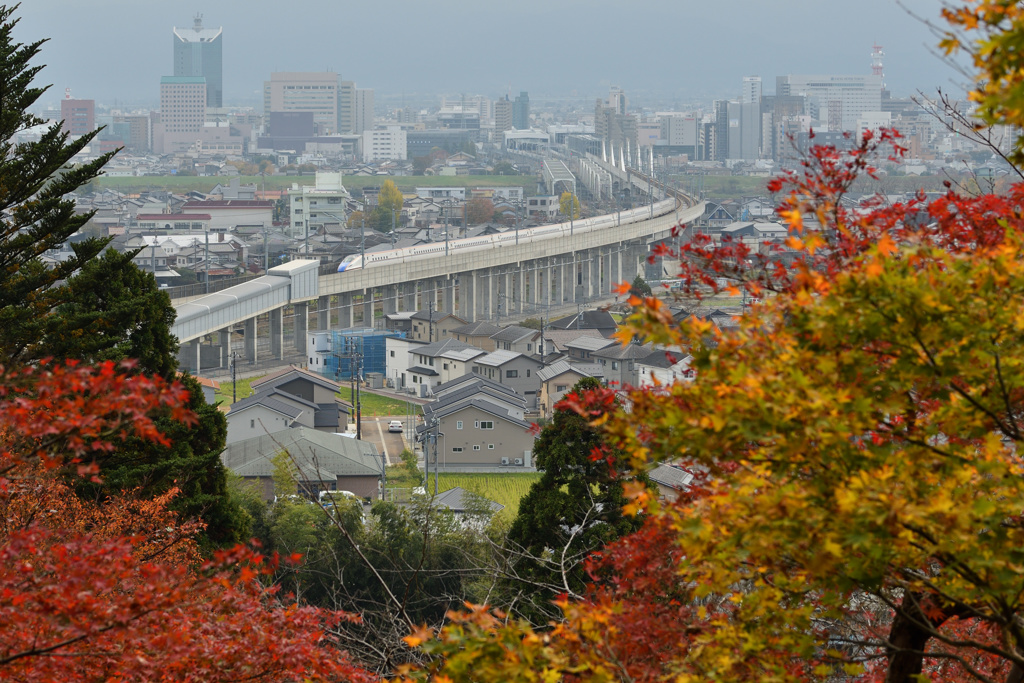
left=336, top=197, right=679, bottom=272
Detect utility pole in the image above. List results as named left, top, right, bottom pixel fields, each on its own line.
left=355, top=351, right=362, bottom=441
left=427, top=299, right=434, bottom=343
left=230, top=351, right=237, bottom=403
left=204, top=229, right=210, bottom=294
left=262, top=225, right=269, bottom=274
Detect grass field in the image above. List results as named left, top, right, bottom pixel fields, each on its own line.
left=214, top=373, right=420, bottom=416
left=213, top=375, right=262, bottom=404
left=424, top=472, right=541, bottom=519
left=337, top=386, right=419, bottom=416
left=94, top=174, right=536, bottom=195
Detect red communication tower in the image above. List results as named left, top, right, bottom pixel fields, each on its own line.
left=871, top=43, right=885, bottom=86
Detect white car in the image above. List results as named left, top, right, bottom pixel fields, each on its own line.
left=387, top=420, right=403, bottom=433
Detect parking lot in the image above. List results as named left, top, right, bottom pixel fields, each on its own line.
left=358, top=417, right=411, bottom=465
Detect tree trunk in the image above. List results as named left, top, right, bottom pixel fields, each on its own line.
left=885, top=597, right=934, bottom=683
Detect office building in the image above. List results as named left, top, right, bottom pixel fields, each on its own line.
left=173, top=15, right=222, bottom=108
left=264, top=72, right=343, bottom=135
left=494, top=96, right=512, bottom=136
left=160, top=76, right=206, bottom=134
left=362, top=126, right=407, bottom=162
left=512, top=91, right=530, bottom=129
left=355, top=88, right=374, bottom=134
left=742, top=76, right=762, bottom=105
left=777, top=74, right=882, bottom=132
left=60, top=96, right=94, bottom=137
left=338, top=80, right=356, bottom=133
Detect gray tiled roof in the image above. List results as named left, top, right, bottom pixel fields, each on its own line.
left=490, top=325, right=538, bottom=343
left=474, top=349, right=523, bottom=367
left=222, top=427, right=381, bottom=479
left=649, top=464, right=694, bottom=490
left=433, top=486, right=503, bottom=513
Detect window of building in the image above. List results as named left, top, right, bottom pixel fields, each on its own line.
left=480, top=421, right=494, bottom=430
left=506, top=370, right=518, bottom=378
left=488, top=444, right=494, bottom=450
left=473, top=445, right=481, bottom=451
left=612, top=361, right=619, bottom=370
left=526, top=369, right=531, bottom=377
left=527, top=344, right=532, bottom=352
left=452, top=447, right=463, bottom=453
left=443, top=363, right=449, bottom=370
left=556, top=384, right=567, bottom=392
left=390, top=350, right=395, bottom=357
left=456, top=421, right=463, bottom=430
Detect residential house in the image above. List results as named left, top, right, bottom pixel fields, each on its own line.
left=418, top=378, right=534, bottom=469
left=537, top=360, right=594, bottom=418
left=451, top=321, right=502, bottom=352
left=636, top=349, right=695, bottom=387
left=221, top=427, right=382, bottom=501
left=489, top=325, right=542, bottom=355
left=410, top=310, right=468, bottom=342
left=548, top=309, right=619, bottom=337
left=541, top=328, right=606, bottom=355
left=564, top=336, right=617, bottom=363
left=385, top=335, right=428, bottom=391
left=648, top=464, right=694, bottom=502
left=408, top=338, right=486, bottom=393
left=225, top=366, right=351, bottom=444
left=471, top=350, right=543, bottom=410
left=591, top=342, right=653, bottom=388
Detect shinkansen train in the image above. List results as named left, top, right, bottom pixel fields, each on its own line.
left=337, top=197, right=679, bottom=272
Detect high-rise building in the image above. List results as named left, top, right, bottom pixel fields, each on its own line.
left=742, top=76, right=762, bottom=105
left=776, top=74, right=882, bottom=132
left=494, top=97, right=513, bottom=137
left=512, top=91, right=530, bottom=129
left=338, top=80, right=356, bottom=133
left=355, top=88, right=374, bottom=134
left=264, top=72, right=343, bottom=135
left=60, top=94, right=94, bottom=136
left=596, top=87, right=638, bottom=152
left=173, top=15, right=222, bottom=108
left=160, top=76, right=206, bottom=134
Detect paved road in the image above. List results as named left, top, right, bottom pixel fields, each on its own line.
left=358, top=417, right=410, bottom=465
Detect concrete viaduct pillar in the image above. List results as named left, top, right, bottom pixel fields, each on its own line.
left=318, top=295, right=331, bottom=330
left=270, top=308, right=283, bottom=360
left=444, top=276, right=455, bottom=314
left=244, top=316, right=257, bottom=363
left=361, top=290, right=374, bottom=327
left=384, top=284, right=399, bottom=315
left=338, top=293, right=354, bottom=329
left=463, top=270, right=477, bottom=322
left=219, top=328, right=231, bottom=368
left=293, top=302, right=308, bottom=355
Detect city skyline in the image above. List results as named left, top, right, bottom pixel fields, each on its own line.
left=20, top=0, right=948, bottom=109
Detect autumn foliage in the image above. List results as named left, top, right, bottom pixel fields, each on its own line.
left=0, top=361, right=374, bottom=682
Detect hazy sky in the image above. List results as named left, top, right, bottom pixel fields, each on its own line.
left=17, top=0, right=955, bottom=109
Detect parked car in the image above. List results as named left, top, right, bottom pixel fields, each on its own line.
left=388, top=420, right=403, bottom=433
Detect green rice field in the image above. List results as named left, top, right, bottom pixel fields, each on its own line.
left=425, top=472, right=541, bottom=519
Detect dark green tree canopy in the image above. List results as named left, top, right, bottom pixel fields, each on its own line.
left=504, top=377, right=649, bottom=622
left=0, top=5, right=243, bottom=547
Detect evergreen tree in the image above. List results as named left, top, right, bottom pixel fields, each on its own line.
left=504, top=377, right=648, bottom=622
left=0, top=6, right=244, bottom=546
left=0, top=5, right=117, bottom=365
